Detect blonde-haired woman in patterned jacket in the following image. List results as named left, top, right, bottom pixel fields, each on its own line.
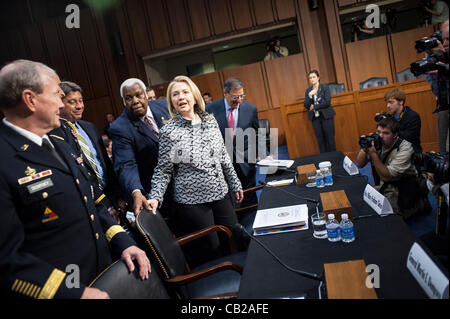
left=148, top=75, right=244, bottom=266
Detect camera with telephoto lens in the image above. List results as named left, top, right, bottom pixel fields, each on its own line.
left=413, top=152, right=449, bottom=184
left=415, top=31, right=442, bottom=53
left=410, top=50, right=446, bottom=76
left=359, top=133, right=382, bottom=151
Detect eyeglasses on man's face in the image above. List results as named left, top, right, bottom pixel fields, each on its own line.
left=228, top=94, right=246, bottom=101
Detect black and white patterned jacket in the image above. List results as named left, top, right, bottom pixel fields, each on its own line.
left=149, top=112, right=242, bottom=205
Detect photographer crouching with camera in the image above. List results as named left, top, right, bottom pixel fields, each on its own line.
left=356, top=116, right=431, bottom=220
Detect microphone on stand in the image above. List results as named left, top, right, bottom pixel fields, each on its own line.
left=233, top=224, right=323, bottom=282
left=258, top=180, right=319, bottom=204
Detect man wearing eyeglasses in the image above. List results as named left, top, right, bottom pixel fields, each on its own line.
left=206, top=77, right=262, bottom=207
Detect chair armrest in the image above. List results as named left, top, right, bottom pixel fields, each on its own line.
left=243, top=185, right=263, bottom=194
left=176, top=225, right=232, bottom=246
left=235, top=203, right=258, bottom=214
left=165, top=261, right=243, bottom=286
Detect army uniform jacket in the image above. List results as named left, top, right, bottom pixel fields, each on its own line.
left=0, top=122, right=134, bottom=299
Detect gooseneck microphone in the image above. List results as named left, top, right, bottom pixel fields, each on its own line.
left=234, top=224, right=323, bottom=282
left=258, top=180, right=319, bottom=204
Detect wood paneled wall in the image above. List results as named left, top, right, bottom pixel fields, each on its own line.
left=169, top=53, right=311, bottom=146
left=281, top=79, right=438, bottom=160
left=0, top=6, right=123, bottom=131
left=118, top=0, right=297, bottom=55
left=345, top=25, right=435, bottom=91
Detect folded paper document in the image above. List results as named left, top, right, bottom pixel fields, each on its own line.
left=256, top=159, right=294, bottom=168
left=253, top=204, right=309, bottom=236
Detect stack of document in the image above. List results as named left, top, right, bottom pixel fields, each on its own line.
left=256, top=159, right=294, bottom=168
left=252, top=204, right=309, bottom=236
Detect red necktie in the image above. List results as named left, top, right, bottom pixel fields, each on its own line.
left=144, top=116, right=159, bottom=138
left=227, top=108, right=235, bottom=137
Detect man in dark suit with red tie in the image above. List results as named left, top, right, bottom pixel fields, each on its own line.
left=206, top=77, right=262, bottom=207
left=108, top=78, right=170, bottom=216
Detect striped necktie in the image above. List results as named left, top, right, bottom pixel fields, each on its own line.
left=73, top=125, right=103, bottom=187
left=144, top=115, right=159, bottom=138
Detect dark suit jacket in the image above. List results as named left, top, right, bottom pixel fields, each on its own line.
left=108, top=99, right=169, bottom=201
left=50, top=119, right=122, bottom=208
left=206, top=99, right=260, bottom=184
left=0, top=122, right=134, bottom=299
left=304, top=84, right=336, bottom=120
left=398, top=106, right=422, bottom=154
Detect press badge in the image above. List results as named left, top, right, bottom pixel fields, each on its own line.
left=27, top=178, right=54, bottom=194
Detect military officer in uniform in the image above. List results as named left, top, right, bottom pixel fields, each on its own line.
left=0, top=60, right=151, bottom=299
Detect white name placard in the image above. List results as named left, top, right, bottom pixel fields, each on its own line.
left=343, top=156, right=359, bottom=175
left=407, top=242, right=449, bottom=299
left=363, top=184, right=393, bottom=216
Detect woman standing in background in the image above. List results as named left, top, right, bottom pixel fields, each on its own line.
left=304, top=70, right=337, bottom=153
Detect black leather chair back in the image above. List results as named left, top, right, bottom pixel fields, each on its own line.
left=258, top=119, right=270, bottom=134
left=258, top=119, right=271, bottom=150
left=136, top=209, right=187, bottom=280
left=359, top=77, right=388, bottom=90
left=327, top=83, right=345, bottom=95
left=89, top=260, right=170, bottom=299
left=396, top=68, right=426, bottom=82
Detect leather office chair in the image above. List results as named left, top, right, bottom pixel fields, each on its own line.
left=327, top=83, right=345, bottom=95
left=396, top=68, right=426, bottom=82
left=135, top=209, right=246, bottom=299
left=89, top=260, right=170, bottom=299
left=258, top=118, right=271, bottom=151
left=359, top=77, right=388, bottom=90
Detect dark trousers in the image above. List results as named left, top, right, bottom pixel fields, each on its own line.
left=234, top=163, right=257, bottom=207
left=311, top=116, right=336, bottom=153
left=173, top=194, right=238, bottom=268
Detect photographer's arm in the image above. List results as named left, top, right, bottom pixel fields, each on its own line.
left=356, top=149, right=369, bottom=168
left=424, top=6, right=442, bottom=17
left=368, top=148, right=393, bottom=182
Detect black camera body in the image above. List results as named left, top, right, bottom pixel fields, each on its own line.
left=415, top=31, right=442, bottom=53
left=359, top=133, right=382, bottom=151
left=374, top=112, right=394, bottom=122
left=413, top=152, right=449, bottom=184
left=410, top=50, right=447, bottom=76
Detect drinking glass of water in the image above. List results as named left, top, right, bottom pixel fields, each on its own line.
left=311, top=212, right=327, bottom=239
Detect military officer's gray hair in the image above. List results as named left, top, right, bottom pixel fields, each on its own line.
left=0, top=59, right=57, bottom=110
left=223, top=77, right=244, bottom=94
left=60, top=81, right=83, bottom=96
left=119, top=78, right=148, bottom=106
